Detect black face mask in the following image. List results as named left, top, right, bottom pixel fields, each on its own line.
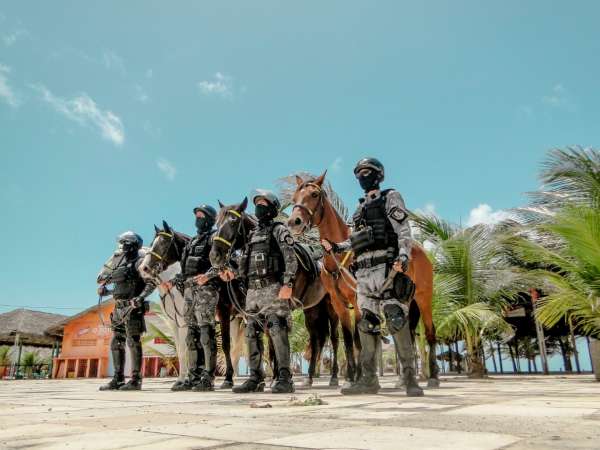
left=120, top=242, right=137, bottom=256
left=255, top=204, right=274, bottom=222
left=358, top=172, right=380, bottom=192
left=195, top=217, right=211, bottom=232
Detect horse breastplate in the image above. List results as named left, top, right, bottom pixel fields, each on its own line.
left=351, top=190, right=398, bottom=257
left=247, top=224, right=283, bottom=280
left=182, top=233, right=212, bottom=277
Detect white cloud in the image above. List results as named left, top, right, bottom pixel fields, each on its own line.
left=330, top=156, right=343, bottom=172
left=542, top=83, right=575, bottom=111
left=197, top=72, right=234, bottom=99
left=31, top=84, right=124, bottom=146
left=0, top=64, right=19, bottom=107
left=466, top=204, right=510, bottom=227
left=134, top=84, right=149, bottom=103
left=102, top=50, right=126, bottom=74
left=157, top=158, right=176, bottom=181
left=3, top=29, right=29, bottom=47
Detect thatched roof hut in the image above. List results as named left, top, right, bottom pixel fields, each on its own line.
left=0, top=309, right=68, bottom=347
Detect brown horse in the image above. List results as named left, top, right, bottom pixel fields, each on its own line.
left=288, top=172, right=440, bottom=387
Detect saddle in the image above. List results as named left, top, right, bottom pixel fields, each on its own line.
left=293, top=243, right=321, bottom=281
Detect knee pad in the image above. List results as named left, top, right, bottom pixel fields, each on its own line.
left=245, top=320, right=262, bottom=339
left=393, top=273, right=415, bottom=303
left=357, top=309, right=381, bottom=335
left=266, top=314, right=288, bottom=333
left=199, top=325, right=214, bottom=346
left=111, top=336, right=126, bottom=351
left=383, top=303, right=406, bottom=334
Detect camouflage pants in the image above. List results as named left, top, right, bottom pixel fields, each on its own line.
left=183, top=283, right=219, bottom=382
left=355, top=250, right=415, bottom=374
left=245, top=281, right=292, bottom=380
left=110, top=302, right=145, bottom=380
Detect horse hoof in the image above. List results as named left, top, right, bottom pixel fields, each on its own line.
left=220, top=380, right=234, bottom=390
left=329, top=378, right=339, bottom=387
left=427, top=378, right=440, bottom=388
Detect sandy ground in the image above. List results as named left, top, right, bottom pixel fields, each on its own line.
left=0, top=374, right=598, bottom=450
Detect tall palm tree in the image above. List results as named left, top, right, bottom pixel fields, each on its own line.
left=413, top=214, right=526, bottom=377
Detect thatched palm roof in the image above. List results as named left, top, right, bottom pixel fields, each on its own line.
left=0, top=309, right=68, bottom=347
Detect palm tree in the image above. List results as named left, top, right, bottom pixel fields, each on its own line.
left=413, top=214, right=526, bottom=377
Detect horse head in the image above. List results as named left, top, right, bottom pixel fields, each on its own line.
left=210, top=197, right=256, bottom=269
left=139, top=220, right=189, bottom=278
left=287, top=170, right=327, bottom=235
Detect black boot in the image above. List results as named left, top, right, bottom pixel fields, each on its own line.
left=171, top=379, right=193, bottom=391
left=192, top=374, right=215, bottom=392
left=194, top=325, right=216, bottom=392
left=341, top=330, right=380, bottom=395
left=102, top=335, right=126, bottom=391
left=404, top=368, right=424, bottom=397
left=272, top=368, right=295, bottom=394
left=99, top=377, right=125, bottom=391
left=119, top=378, right=142, bottom=391
left=232, top=378, right=265, bottom=393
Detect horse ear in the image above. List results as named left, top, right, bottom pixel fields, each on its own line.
left=295, top=175, right=304, bottom=187
left=162, top=220, right=171, bottom=232
left=315, top=170, right=327, bottom=186
left=218, top=200, right=225, bottom=209
left=154, top=224, right=160, bottom=233
left=239, top=197, right=248, bottom=212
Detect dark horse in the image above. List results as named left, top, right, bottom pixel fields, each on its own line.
left=209, top=198, right=342, bottom=386
left=139, top=220, right=239, bottom=388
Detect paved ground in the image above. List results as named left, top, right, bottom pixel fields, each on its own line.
left=0, top=375, right=598, bottom=450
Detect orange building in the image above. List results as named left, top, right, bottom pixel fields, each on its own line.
left=46, top=300, right=173, bottom=379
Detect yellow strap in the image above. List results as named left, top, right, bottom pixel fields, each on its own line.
left=158, top=232, right=173, bottom=238
left=305, top=182, right=322, bottom=193
left=214, top=236, right=233, bottom=247
left=341, top=251, right=352, bottom=267
left=149, top=251, right=164, bottom=261
left=228, top=210, right=242, bottom=218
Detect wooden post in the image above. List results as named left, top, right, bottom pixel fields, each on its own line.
left=530, top=289, right=549, bottom=374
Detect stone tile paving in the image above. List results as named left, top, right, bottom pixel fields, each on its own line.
left=0, top=375, right=598, bottom=449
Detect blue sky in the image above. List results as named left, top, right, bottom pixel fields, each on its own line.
left=1, top=1, right=599, bottom=314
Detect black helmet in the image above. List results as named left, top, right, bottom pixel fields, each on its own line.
left=353, top=157, right=385, bottom=182
left=117, top=231, right=143, bottom=249
left=193, top=204, right=217, bottom=222
left=252, top=189, right=281, bottom=211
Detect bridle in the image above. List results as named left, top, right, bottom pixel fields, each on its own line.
left=147, top=231, right=180, bottom=275
left=292, top=182, right=326, bottom=229
left=213, top=209, right=247, bottom=270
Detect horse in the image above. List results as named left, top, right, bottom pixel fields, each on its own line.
left=209, top=198, right=342, bottom=387
left=138, top=220, right=242, bottom=389
left=287, top=171, right=440, bottom=388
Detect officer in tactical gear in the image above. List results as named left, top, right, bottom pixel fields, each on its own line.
left=97, top=231, right=156, bottom=391
left=322, top=157, right=424, bottom=397
left=167, top=204, right=220, bottom=392
left=223, top=190, right=298, bottom=394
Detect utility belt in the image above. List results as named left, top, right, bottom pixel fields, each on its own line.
left=247, top=276, right=280, bottom=290
left=352, top=248, right=397, bottom=271
left=114, top=298, right=149, bottom=313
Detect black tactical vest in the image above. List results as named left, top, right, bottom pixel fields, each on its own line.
left=351, top=189, right=398, bottom=257
left=181, top=232, right=213, bottom=278
left=246, top=223, right=285, bottom=280
left=110, top=255, right=145, bottom=299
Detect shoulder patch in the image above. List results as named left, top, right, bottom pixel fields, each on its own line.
left=389, top=207, right=407, bottom=223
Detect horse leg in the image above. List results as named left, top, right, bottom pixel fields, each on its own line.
left=415, top=288, right=439, bottom=388
left=326, top=297, right=340, bottom=387
left=217, top=303, right=234, bottom=389
left=267, top=332, right=277, bottom=386
left=330, top=293, right=357, bottom=387
left=303, top=304, right=321, bottom=387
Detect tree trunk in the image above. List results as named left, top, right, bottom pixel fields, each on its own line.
left=559, top=337, right=573, bottom=372
left=489, top=342, right=497, bottom=373
left=467, top=338, right=486, bottom=378
left=569, top=318, right=581, bottom=374
left=455, top=341, right=462, bottom=374
left=508, top=343, right=517, bottom=373
left=497, top=342, right=504, bottom=374
left=590, top=338, right=600, bottom=381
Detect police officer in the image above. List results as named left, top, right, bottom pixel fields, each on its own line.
left=322, top=158, right=424, bottom=396
left=222, top=190, right=297, bottom=394
left=97, top=231, right=156, bottom=391
left=167, top=205, right=220, bottom=392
